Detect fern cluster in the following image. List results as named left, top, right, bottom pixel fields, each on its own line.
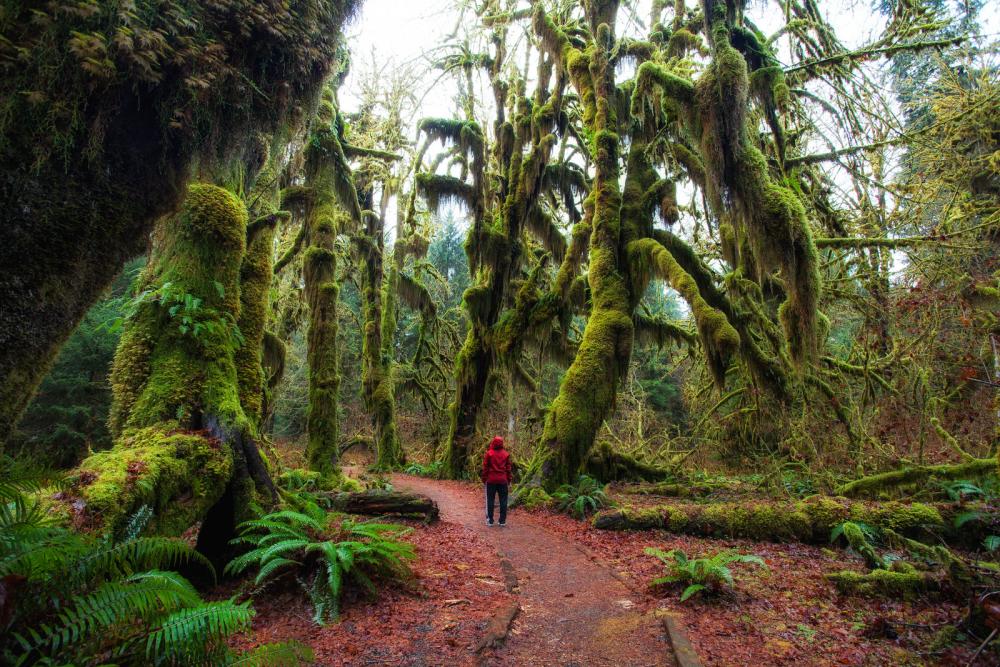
left=403, top=461, right=443, bottom=478
left=551, top=475, right=611, bottom=519
left=645, top=547, right=768, bottom=601
left=0, top=458, right=308, bottom=666
left=226, top=502, right=415, bottom=624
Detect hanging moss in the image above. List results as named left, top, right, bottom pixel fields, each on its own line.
left=628, top=238, right=739, bottom=384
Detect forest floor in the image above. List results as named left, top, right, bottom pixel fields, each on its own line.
left=229, top=473, right=988, bottom=666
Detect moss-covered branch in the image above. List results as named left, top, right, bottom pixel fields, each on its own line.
left=834, top=459, right=997, bottom=498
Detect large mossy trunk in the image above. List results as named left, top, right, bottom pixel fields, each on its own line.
left=0, top=0, right=359, bottom=445
left=532, top=4, right=635, bottom=487
left=75, top=185, right=275, bottom=555
left=443, top=332, right=495, bottom=477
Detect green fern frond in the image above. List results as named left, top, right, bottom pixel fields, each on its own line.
left=143, top=600, right=254, bottom=663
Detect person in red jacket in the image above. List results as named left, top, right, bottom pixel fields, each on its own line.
left=481, top=436, right=513, bottom=526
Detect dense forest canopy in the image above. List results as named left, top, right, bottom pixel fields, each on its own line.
left=2, top=0, right=999, bottom=664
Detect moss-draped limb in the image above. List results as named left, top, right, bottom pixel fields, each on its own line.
left=628, top=1, right=822, bottom=364
left=628, top=238, right=739, bottom=384
left=833, top=459, right=997, bottom=498
left=0, top=0, right=360, bottom=445
left=80, top=185, right=274, bottom=549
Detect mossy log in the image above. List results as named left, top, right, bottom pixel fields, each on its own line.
left=323, top=490, right=440, bottom=523
left=833, top=458, right=997, bottom=498
left=593, top=496, right=945, bottom=542
left=826, top=564, right=941, bottom=600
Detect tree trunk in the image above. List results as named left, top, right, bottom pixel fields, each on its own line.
left=360, top=188, right=404, bottom=469
left=73, top=185, right=275, bottom=555
left=532, top=5, right=635, bottom=486
left=302, top=115, right=345, bottom=477
left=0, top=1, right=358, bottom=446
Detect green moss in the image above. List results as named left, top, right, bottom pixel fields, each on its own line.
left=110, top=184, right=249, bottom=434
left=826, top=567, right=931, bottom=599
left=521, top=487, right=554, bottom=510
left=76, top=426, right=233, bottom=536
left=867, top=502, right=943, bottom=534
left=696, top=501, right=812, bottom=541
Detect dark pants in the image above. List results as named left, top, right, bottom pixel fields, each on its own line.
left=485, top=483, right=509, bottom=524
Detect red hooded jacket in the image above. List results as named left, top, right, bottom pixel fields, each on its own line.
left=481, top=436, right=512, bottom=485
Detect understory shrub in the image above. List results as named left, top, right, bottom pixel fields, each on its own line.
left=646, top=547, right=768, bottom=601
left=552, top=475, right=611, bottom=519
left=225, top=503, right=415, bottom=624
left=0, top=457, right=306, bottom=666
left=404, top=461, right=443, bottom=477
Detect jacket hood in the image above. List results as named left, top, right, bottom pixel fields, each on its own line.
left=489, top=436, right=504, bottom=450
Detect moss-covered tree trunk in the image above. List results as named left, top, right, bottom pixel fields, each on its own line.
left=0, top=0, right=359, bottom=446
left=360, top=188, right=404, bottom=469
left=303, top=193, right=341, bottom=477
left=532, top=3, right=635, bottom=486
left=75, top=184, right=275, bottom=557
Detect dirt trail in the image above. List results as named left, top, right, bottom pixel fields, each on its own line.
left=394, top=475, right=673, bottom=667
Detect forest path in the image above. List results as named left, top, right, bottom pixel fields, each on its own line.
left=393, top=474, right=674, bottom=667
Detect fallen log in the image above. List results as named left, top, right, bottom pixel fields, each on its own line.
left=593, top=496, right=946, bottom=542
left=324, top=490, right=440, bottom=523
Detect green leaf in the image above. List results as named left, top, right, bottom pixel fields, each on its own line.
left=680, top=584, right=706, bottom=601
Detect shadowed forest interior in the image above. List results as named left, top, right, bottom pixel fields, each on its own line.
left=1, top=0, right=999, bottom=664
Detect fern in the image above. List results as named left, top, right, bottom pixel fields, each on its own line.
left=0, top=462, right=304, bottom=667
left=551, top=475, right=611, bottom=519
left=646, top=547, right=767, bottom=601
left=227, top=508, right=415, bottom=624
left=403, top=461, right=443, bottom=477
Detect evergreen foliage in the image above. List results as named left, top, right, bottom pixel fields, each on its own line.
left=645, top=547, right=768, bottom=601
left=0, top=458, right=308, bottom=666
left=225, top=504, right=415, bottom=624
